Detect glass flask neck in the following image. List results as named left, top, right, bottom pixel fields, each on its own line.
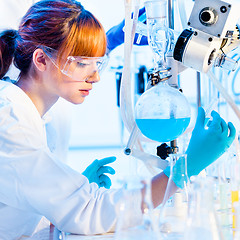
left=159, top=153, right=190, bottom=239
left=170, top=153, right=189, bottom=189
left=148, top=68, right=172, bottom=85
left=161, top=153, right=190, bottom=207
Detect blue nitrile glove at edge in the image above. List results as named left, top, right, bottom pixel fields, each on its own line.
left=163, top=156, right=188, bottom=189
left=106, top=7, right=148, bottom=52
left=164, top=107, right=236, bottom=189
left=82, top=156, right=116, bottom=189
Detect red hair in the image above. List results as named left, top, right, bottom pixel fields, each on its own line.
left=0, top=0, right=106, bottom=78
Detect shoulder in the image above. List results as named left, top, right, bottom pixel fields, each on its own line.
left=0, top=80, right=46, bottom=149
left=0, top=80, right=42, bottom=123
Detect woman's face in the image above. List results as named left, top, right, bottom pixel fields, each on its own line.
left=44, top=57, right=101, bottom=104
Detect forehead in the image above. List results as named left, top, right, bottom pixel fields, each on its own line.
left=61, top=20, right=107, bottom=58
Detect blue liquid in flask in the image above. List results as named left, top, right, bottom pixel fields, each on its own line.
left=136, top=117, right=190, bottom=142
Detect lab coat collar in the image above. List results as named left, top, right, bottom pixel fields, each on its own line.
left=0, top=79, right=52, bottom=124
left=0, top=80, right=51, bottom=141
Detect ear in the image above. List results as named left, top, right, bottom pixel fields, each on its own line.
left=32, top=48, right=47, bottom=72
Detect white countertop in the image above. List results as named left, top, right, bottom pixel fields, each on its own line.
left=65, top=233, right=114, bottom=240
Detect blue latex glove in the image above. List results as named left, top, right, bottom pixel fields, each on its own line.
left=82, top=156, right=116, bottom=189
left=106, top=7, right=148, bottom=51
left=82, top=157, right=116, bottom=189
left=164, top=107, right=236, bottom=188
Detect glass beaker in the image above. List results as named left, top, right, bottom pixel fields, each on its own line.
left=135, top=81, right=191, bottom=143
left=159, top=153, right=190, bottom=239
left=214, top=154, right=232, bottom=240
left=184, top=176, right=224, bottom=240
left=114, top=177, right=161, bottom=240
left=233, top=201, right=240, bottom=240
left=144, top=0, right=172, bottom=71
left=230, top=152, right=240, bottom=233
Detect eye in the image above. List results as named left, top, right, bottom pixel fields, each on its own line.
left=96, top=61, right=102, bottom=66
left=76, top=61, right=89, bottom=67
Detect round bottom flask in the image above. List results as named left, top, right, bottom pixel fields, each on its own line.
left=135, top=81, right=191, bottom=143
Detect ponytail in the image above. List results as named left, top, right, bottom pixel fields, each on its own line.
left=0, top=29, right=18, bottom=79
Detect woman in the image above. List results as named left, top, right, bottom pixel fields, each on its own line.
left=0, top=0, right=236, bottom=239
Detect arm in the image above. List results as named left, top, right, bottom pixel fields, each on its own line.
left=146, top=107, right=236, bottom=208
left=151, top=172, right=176, bottom=208
left=0, top=96, right=131, bottom=235
left=106, top=7, right=148, bottom=53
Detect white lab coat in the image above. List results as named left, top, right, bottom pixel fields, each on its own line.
left=0, top=80, right=142, bottom=239
left=44, top=97, right=72, bottom=163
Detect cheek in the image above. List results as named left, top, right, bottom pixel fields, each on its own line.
left=63, top=91, right=86, bottom=104
left=72, top=68, right=91, bottom=81
left=46, top=67, right=87, bottom=103
left=58, top=82, right=86, bottom=102
left=47, top=67, right=62, bottom=86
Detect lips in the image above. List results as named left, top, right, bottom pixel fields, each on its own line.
left=79, top=89, right=91, bottom=96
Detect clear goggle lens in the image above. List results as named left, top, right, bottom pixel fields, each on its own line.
left=40, top=46, right=108, bottom=81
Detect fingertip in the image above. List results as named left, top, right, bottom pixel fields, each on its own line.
left=228, top=121, right=235, bottom=130
left=100, top=175, right=112, bottom=189
left=220, top=118, right=228, bottom=134
left=108, top=156, right=117, bottom=162
left=228, top=122, right=236, bottom=139
left=99, top=156, right=117, bottom=166
left=211, top=110, right=220, bottom=118
left=107, top=166, right=116, bottom=175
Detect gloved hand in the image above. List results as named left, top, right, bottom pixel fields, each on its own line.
left=82, top=156, right=116, bottom=189
left=164, top=107, right=236, bottom=188
left=106, top=7, right=148, bottom=52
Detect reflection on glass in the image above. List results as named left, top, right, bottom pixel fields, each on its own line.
left=135, top=81, right=191, bottom=143
left=114, top=178, right=160, bottom=240
left=144, top=0, right=172, bottom=71
left=184, top=176, right=223, bottom=240
left=159, top=154, right=190, bottom=240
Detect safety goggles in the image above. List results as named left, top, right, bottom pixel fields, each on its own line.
left=40, top=46, right=108, bottom=82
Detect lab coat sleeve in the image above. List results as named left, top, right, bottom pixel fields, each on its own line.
left=8, top=150, right=142, bottom=234
left=0, top=103, right=142, bottom=234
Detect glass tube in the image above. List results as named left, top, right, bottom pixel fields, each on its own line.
left=159, top=153, right=190, bottom=239
left=144, top=0, right=171, bottom=71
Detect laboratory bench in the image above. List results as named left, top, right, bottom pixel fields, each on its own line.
left=31, top=225, right=114, bottom=240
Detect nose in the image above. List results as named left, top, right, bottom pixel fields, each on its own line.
left=86, top=70, right=100, bottom=83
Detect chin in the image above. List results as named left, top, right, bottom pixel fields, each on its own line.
left=71, top=98, right=85, bottom=105
left=63, top=97, right=85, bottom=105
